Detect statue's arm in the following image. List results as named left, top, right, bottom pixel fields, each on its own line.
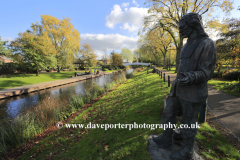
left=186, top=40, right=216, bottom=85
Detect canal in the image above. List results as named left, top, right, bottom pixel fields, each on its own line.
left=0, top=69, right=134, bottom=121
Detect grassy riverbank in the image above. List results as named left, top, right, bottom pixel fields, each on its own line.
left=0, top=71, right=80, bottom=90
left=5, top=68, right=238, bottom=160
left=0, top=72, right=127, bottom=157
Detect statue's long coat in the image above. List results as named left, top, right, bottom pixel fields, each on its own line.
left=170, top=37, right=216, bottom=104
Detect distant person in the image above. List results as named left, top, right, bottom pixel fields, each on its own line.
left=94, top=69, right=96, bottom=75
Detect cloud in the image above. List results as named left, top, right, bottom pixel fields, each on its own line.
left=81, top=33, right=138, bottom=58
left=105, top=4, right=148, bottom=32
left=132, top=0, right=139, bottom=7
left=1, top=37, right=15, bottom=45
left=120, top=23, right=139, bottom=32
left=122, top=2, right=129, bottom=7
left=205, top=28, right=221, bottom=41
left=95, top=51, right=104, bottom=59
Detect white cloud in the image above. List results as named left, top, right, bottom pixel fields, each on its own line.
left=122, top=2, right=129, bottom=7
left=95, top=51, right=104, bottom=59
left=120, top=23, right=139, bottom=32
left=81, top=33, right=138, bottom=59
left=132, top=0, right=139, bottom=7
left=105, top=5, right=123, bottom=29
left=105, top=4, right=148, bottom=32
left=206, top=28, right=221, bottom=41
left=1, top=37, right=15, bottom=45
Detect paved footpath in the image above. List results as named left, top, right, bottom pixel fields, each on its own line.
left=0, top=70, right=119, bottom=100
left=155, top=68, right=240, bottom=139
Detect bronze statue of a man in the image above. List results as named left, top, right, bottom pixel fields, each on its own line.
left=153, top=13, right=216, bottom=160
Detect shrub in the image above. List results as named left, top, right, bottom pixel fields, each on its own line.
left=222, top=70, right=240, bottom=80
left=213, top=71, right=223, bottom=79
left=118, top=65, right=126, bottom=69
left=102, top=65, right=113, bottom=70
left=102, top=68, right=109, bottom=71
left=109, top=65, right=114, bottom=70
left=152, top=68, right=156, bottom=73
left=126, top=68, right=141, bottom=79
left=126, top=66, right=132, bottom=70
left=102, top=65, right=119, bottom=70
left=69, top=95, right=84, bottom=110
left=222, top=81, right=240, bottom=91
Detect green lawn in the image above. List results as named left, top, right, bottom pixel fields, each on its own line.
left=155, top=66, right=240, bottom=97
left=0, top=71, right=83, bottom=90
left=158, top=66, right=240, bottom=73
left=0, top=68, right=126, bottom=90
left=17, top=69, right=239, bottom=160
left=158, top=66, right=176, bottom=74
left=103, top=69, right=122, bottom=73
left=208, top=80, right=240, bottom=96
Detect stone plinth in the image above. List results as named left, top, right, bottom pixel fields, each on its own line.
left=147, top=135, right=204, bottom=160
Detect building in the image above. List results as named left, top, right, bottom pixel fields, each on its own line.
left=0, top=55, right=13, bottom=63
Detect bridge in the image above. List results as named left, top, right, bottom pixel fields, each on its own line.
left=122, top=62, right=151, bottom=66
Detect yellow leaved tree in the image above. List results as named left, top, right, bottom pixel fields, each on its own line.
left=31, top=15, right=81, bottom=72
left=138, top=24, right=174, bottom=68
left=143, top=0, right=233, bottom=73
left=80, top=43, right=97, bottom=68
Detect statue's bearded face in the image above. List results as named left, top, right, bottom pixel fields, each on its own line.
left=178, top=19, right=194, bottom=38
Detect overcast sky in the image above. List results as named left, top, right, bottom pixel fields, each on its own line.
left=0, top=0, right=239, bottom=59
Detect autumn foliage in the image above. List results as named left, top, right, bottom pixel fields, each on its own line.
left=142, top=0, right=233, bottom=72
left=11, top=30, right=57, bottom=75
left=216, top=18, right=240, bottom=69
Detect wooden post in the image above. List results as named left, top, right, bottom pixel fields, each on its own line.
left=199, top=98, right=208, bottom=123
left=168, top=75, right=170, bottom=87
left=163, top=73, right=165, bottom=82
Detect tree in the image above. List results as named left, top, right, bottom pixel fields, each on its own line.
left=142, top=26, right=173, bottom=68
left=133, top=54, right=137, bottom=62
left=97, top=60, right=104, bottom=66
left=31, top=15, right=81, bottom=72
left=11, top=31, right=57, bottom=76
left=133, top=49, right=140, bottom=62
left=120, top=48, right=134, bottom=62
left=102, top=48, right=108, bottom=65
left=80, top=43, right=97, bottom=68
left=102, top=51, right=111, bottom=65
left=216, top=18, right=240, bottom=71
left=0, top=37, right=11, bottom=58
left=111, top=51, right=123, bottom=67
left=143, top=0, right=233, bottom=73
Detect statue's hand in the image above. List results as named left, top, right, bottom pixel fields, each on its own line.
left=178, top=72, right=190, bottom=85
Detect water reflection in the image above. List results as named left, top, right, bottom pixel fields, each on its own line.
left=0, top=69, right=133, bottom=120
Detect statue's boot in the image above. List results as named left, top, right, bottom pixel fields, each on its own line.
left=152, top=129, right=173, bottom=149
left=173, top=128, right=183, bottom=146
left=170, top=137, right=195, bottom=160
